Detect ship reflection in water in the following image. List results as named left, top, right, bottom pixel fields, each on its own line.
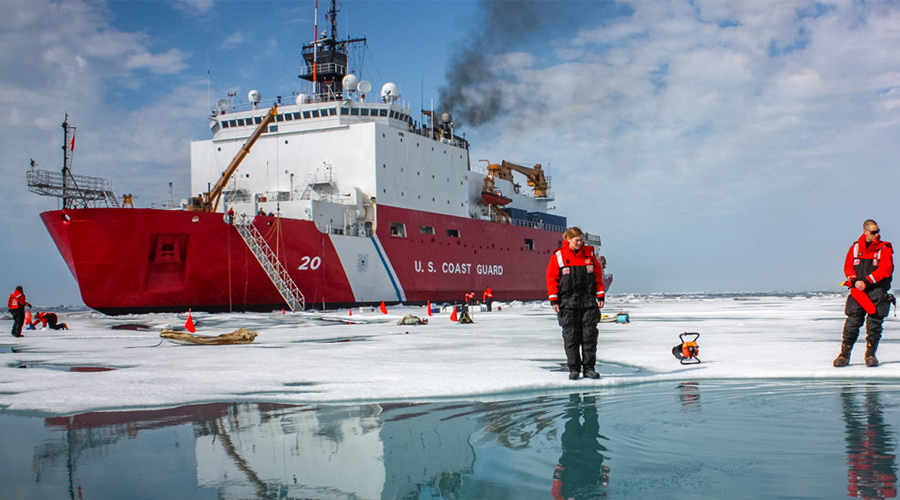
left=4, top=381, right=900, bottom=499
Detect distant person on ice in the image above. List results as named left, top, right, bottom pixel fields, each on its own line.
left=483, top=287, right=494, bottom=312
left=7, top=285, right=33, bottom=338
left=547, top=227, right=605, bottom=380
left=834, top=219, right=893, bottom=368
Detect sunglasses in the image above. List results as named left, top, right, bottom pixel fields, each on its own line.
left=869, top=229, right=880, bottom=235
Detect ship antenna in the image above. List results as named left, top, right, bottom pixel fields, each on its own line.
left=313, top=0, right=318, bottom=95
left=299, top=0, right=366, bottom=101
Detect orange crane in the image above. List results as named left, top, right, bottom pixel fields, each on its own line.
left=482, top=160, right=550, bottom=197
left=188, top=105, right=278, bottom=212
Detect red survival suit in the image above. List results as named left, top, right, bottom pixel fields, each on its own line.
left=547, top=244, right=605, bottom=375
left=841, top=234, right=894, bottom=350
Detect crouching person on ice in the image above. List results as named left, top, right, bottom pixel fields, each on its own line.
left=547, top=227, right=605, bottom=380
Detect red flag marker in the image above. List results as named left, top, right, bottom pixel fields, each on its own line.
left=380, top=301, right=387, bottom=314
left=450, top=307, right=458, bottom=322
left=349, top=309, right=353, bottom=316
left=185, top=310, right=196, bottom=333
left=426, top=301, right=432, bottom=317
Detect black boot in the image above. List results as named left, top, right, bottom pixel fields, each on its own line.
left=865, top=341, right=879, bottom=367
left=833, top=343, right=853, bottom=367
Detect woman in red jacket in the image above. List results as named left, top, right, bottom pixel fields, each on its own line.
left=547, top=227, right=605, bottom=380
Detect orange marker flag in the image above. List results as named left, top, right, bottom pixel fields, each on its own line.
left=349, top=309, right=353, bottom=316
left=426, top=301, right=432, bottom=317
left=185, top=310, right=196, bottom=333
left=450, top=307, right=458, bottom=322
left=380, top=301, right=387, bottom=314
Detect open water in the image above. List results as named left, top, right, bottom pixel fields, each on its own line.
left=1, top=379, right=897, bottom=499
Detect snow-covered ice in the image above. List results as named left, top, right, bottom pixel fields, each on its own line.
left=1, top=293, right=896, bottom=415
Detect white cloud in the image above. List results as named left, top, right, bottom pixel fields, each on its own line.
left=171, top=0, right=216, bottom=16
left=463, top=0, right=900, bottom=292
left=222, top=30, right=245, bottom=50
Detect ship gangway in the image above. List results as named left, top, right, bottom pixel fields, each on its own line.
left=233, top=215, right=306, bottom=312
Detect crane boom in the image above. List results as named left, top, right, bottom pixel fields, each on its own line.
left=482, top=160, right=550, bottom=197
left=196, top=105, right=278, bottom=212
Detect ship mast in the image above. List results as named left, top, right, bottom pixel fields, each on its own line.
left=299, top=0, right=366, bottom=101
left=61, top=114, right=75, bottom=209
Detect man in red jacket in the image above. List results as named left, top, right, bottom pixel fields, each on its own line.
left=834, top=220, right=894, bottom=367
left=7, top=285, right=32, bottom=338
left=547, top=227, right=605, bottom=380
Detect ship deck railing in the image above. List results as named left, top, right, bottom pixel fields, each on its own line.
left=317, top=224, right=373, bottom=238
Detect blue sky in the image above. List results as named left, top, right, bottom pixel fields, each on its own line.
left=1, top=0, right=899, bottom=307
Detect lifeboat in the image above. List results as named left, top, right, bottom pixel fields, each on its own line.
left=481, top=190, right=512, bottom=206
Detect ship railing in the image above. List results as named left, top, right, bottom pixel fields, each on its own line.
left=233, top=216, right=306, bottom=311
left=27, top=168, right=119, bottom=208
left=504, top=218, right=566, bottom=234
left=317, top=224, right=372, bottom=238
left=298, top=62, right=346, bottom=77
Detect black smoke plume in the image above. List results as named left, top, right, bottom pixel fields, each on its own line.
left=438, top=1, right=608, bottom=128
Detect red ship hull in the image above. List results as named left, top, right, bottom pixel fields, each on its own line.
left=41, top=205, right=575, bottom=314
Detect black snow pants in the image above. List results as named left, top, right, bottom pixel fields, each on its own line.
left=842, top=287, right=892, bottom=347
left=10, top=309, right=25, bottom=337
left=558, top=306, right=600, bottom=373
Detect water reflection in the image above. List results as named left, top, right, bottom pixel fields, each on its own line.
left=676, top=382, right=701, bottom=410
left=6, top=382, right=900, bottom=499
left=553, top=394, right=610, bottom=500
left=841, top=385, right=898, bottom=499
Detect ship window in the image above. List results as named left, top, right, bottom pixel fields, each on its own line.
left=525, top=239, right=534, bottom=251
left=446, top=229, right=460, bottom=238
left=268, top=125, right=278, bottom=133
left=276, top=114, right=284, bottom=122
left=311, top=109, right=320, bottom=118
left=341, top=107, right=349, bottom=115
left=419, top=226, right=434, bottom=235
left=389, top=223, right=407, bottom=238
left=292, top=112, right=301, bottom=120
left=228, top=120, right=237, bottom=128
left=379, top=109, right=388, bottom=117
left=389, top=110, right=396, bottom=118
left=350, top=108, right=359, bottom=116
left=254, top=116, right=262, bottom=124
left=222, top=121, right=230, bottom=128
left=237, top=118, right=246, bottom=126
left=327, top=107, right=337, bottom=116
left=361, top=108, right=370, bottom=116
left=303, top=111, right=312, bottom=119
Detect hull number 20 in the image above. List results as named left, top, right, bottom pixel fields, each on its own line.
left=298, top=256, right=322, bottom=270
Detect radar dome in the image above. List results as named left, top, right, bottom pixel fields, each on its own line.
left=216, top=99, right=228, bottom=112
left=441, top=112, right=452, bottom=124
left=357, top=80, right=372, bottom=94
left=342, top=74, right=359, bottom=92
left=248, top=90, right=261, bottom=104
left=381, top=82, right=401, bottom=103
